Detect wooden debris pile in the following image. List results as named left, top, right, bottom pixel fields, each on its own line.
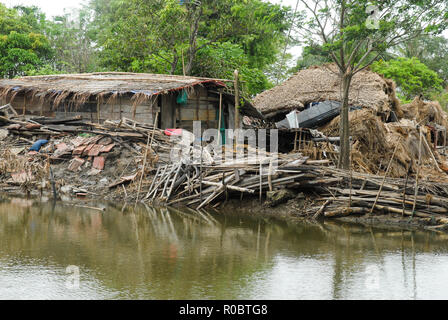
left=305, top=167, right=448, bottom=225
left=141, top=153, right=331, bottom=210
left=0, top=109, right=177, bottom=198
left=138, top=146, right=448, bottom=227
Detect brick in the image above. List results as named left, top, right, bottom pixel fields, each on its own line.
left=98, top=137, right=113, bottom=146
left=71, top=137, right=87, bottom=147
left=82, top=144, right=95, bottom=156
left=68, top=157, right=85, bottom=172
left=88, top=144, right=103, bottom=157
left=56, top=143, right=68, bottom=151
left=25, top=123, right=41, bottom=130
left=92, top=156, right=105, bottom=170
left=72, top=145, right=86, bottom=155
left=100, top=143, right=115, bottom=153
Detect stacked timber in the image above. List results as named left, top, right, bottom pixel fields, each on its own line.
left=144, top=157, right=448, bottom=225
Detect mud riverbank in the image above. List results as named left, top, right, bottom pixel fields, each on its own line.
left=214, top=195, right=446, bottom=233
left=2, top=117, right=448, bottom=233
left=1, top=189, right=443, bottom=235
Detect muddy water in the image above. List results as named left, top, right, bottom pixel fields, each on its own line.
left=1, top=197, right=448, bottom=300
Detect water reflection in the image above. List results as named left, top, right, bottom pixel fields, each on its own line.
left=1, top=197, right=448, bottom=299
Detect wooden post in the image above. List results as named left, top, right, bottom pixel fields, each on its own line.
left=435, top=128, right=439, bottom=150
left=412, top=128, right=423, bottom=218
left=137, top=111, right=158, bottom=204
left=200, top=143, right=203, bottom=203
left=259, top=162, right=263, bottom=203
left=217, top=89, right=223, bottom=145
left=294, top=130, right=298, bottom=151
left=234, top=70, right=240, bottom=130
left=150, top=112, right=159, bottom=148
left=135, top=133, right=151, bottom=205
left=49, top=166, right=58, bottom=201
left=97, top=99, right=100, bottom=123
left=119, top=96, right=122, bottom=120
left=444, top=128, right=447, bottom=155
left=23, top=96, right=26, bottom=116
left=369, top=139, right=400, bottom=214
left=196, top=91, right=200, bottom=122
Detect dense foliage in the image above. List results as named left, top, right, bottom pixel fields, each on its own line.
left=89, top=0, right=295, bottom=96
left=372, top=57, right=444, bottom=103
left=0, top=0, right=297, bottom=97
left=2, top=0, right=448, bottom=102
left=0, top=4, right=52, bottom=77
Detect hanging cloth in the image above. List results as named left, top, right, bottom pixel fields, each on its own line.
left=176, top=90, right=188, bottom=105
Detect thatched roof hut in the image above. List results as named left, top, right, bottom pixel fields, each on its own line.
left=253, top=64, right=402, bottom=121
left=0, top=72, right=263, bottom=131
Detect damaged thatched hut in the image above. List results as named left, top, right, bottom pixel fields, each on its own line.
left=0, top=72, right=263, bottom=132
left=253, top=63, right=402, bottom=123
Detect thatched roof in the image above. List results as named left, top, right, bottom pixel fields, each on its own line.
left=253, top=64, right=402, bottom=120
left=0, top=72, right=228, bottom=108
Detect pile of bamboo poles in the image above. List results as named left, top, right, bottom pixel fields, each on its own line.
left=142, top=154, right=448, bottom=224
left=304, top=167, right=448, bottom=224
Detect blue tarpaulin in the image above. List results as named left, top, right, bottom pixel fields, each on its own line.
left=30, top=140, right=48, bottom=152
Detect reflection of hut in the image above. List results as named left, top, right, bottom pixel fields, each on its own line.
left=253, top=63, right=402, bottom=123
left=0, top=72, right=263, bottom=132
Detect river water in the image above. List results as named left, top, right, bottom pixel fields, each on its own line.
left=1, top=197, right=448, bottom=300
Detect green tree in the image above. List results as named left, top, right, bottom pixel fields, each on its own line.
left=46, top=8, right=98, bottom=73
left=396, top=36, right=448, bottom=83
left=0, top=4, right=56, bottom=78
left=372, top=57, right=444, bottom=102
left=298, top=0, right=448, bottom=169
left=193, top=41, right=271, bottom=96
left=0, top=4, right=33, bottom=34
left=290, top=43, right=332, bottom=73
left=89, top=0, right=294, bottom=95
left=0, top=31, right=52, bottom=78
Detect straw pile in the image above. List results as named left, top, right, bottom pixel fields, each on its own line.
left=401, top=96, right=448, bottom=127
left=0, top=149, right=49, bottom=186
left=320, top=109, right=432, bottom=177
left=253, top=63, right=402, bottom=120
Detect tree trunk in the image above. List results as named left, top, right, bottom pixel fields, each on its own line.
left=338, top=72, right=353, bottom=170
left=170, top=56, right=179, bottom=75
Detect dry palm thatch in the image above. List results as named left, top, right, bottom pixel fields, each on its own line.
left=401, top=96, right=448, bottom=127
left=320, top=109, right=431, bottom=177
left=0, top=72, right=228, bottom=110
left=253, top=63, right=402, bottom=120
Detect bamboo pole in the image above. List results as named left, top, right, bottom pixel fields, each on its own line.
left=149, top=112, right=159, bottom=148
left=217, top=89, right=223, bottom=146
left=97, top=99, right=100, bottom=123
left=412, top=128, right=423, bottom=218
left=259, top=163, right=263, bottom=203
left=234, top=70, right=240, bottom=131
left=421, top=131, right=442, bottom=172
left=369, top=139, right=400, bottom=214
left=135, top=133, right=151, bottom=205
left=23, top=96, right=26, bottom=116
left=268, top=159, right=273, bottom=192
left=294, top=130, right=298, bottom=151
